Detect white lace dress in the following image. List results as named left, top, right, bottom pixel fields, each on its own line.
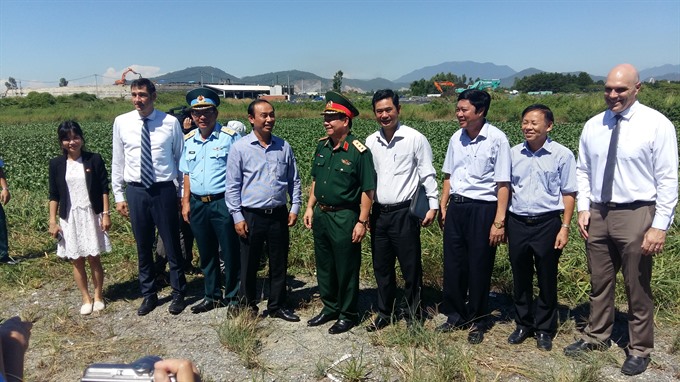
left=56, top=157, right=111, bottom=259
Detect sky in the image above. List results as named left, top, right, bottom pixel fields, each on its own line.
left=1, top=0, right=679, bottom=88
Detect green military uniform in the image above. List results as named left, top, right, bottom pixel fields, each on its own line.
left=311, top=134, right=376, bottom=322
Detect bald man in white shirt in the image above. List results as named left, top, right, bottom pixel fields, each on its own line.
left=564, top=64, right=678, bottom=377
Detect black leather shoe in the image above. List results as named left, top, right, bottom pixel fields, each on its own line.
left=621, top=355, right=650, bottom=376
left=328, top=319, right=355, bottom=334
left=508, top=327, right=534, bottom=344
left=191, top=299, right=224, bottom=314
left=270, top=308, right=300, bottom=322
left=137, top=295, right=158, bottom=316
left=307, top=313, right=337, bottom=327
left=467, top=328, right=484, bottom=344
left=436, top=320, right=469, bottom=333
left=563, top=339, right=610, bottom=357
left=366, top=316, right=391, bottom=332
left=168, top=295, right=185, bottom=315
left=536, top=333, right=553, bottom=351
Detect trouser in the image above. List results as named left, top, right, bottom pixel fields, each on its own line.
left=313, top=206, right=361, bottom=322
left=370, top=205, right=422, bottom=319
left=239, top=206, right=289, bottom=311
left=154, top=214, right=195, bottom=273
left=0, top=203, right=8, bottom=258
left=189, top=195, right=240, bottom=302
left=507, top=212, right=562, bottom=335
left=126, top=182, right=186, bottom=298
left=583, top=203, right=655, bottom=357
left=441, top=200, right=497, bottom=327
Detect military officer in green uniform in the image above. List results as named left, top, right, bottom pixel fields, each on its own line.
left=179, top=88, right=241, bottom=314
left=303, top=91, right=376, bottom=334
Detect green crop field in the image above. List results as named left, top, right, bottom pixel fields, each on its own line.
left=1, top=117, right=678, bottom=316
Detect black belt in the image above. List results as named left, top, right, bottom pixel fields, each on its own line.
left=594, top=200, right=655, bottom=209
left=243, top=205, right=286, bottom=215
left=127, top=181, right=173, bottom=188
left=317, top=203, right=356, bottom=212
left=509, top=211, right=561, bottom=226
left=374, top=200, right=411, bottom=213
left=191, top=192, right=225, bottom=203
left=451, top=194, right=495, bottom=204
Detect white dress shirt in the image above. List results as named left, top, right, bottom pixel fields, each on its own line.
left=441, top=121, right=511, bottom=201
left=365, top=124, right=438, bottom=209
left=111, top=109, right=184, bottom=202
left=576, top=101, right=678, bottom=230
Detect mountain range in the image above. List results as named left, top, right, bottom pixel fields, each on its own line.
left=152, top=62, right=680, bottom=93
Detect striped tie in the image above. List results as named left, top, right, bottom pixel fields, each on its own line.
left=140, top=118, right=154, bottom=188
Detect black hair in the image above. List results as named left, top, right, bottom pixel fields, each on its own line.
left=247, top=99, right=274, bottom=117
left=457, top=89, right=491, bottom=117
left=130, top=78, right=156, bottom=94
left=57, top=120, right=85, bottom=156
left=372, top=89, right=399, bottom=110
left=521, top=104, right=554, bottom=124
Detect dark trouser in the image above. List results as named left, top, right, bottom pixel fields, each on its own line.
left=0, top=203, right=8, bottom=258
left=239, top=206, right=289, bottom=311
left=370, top=205, right=422, bottom=320
left=154, top=214, right=194, bottom=272
left=583, top=203, right=655, bottom=357
left=442, top=200, right=497, bottom=327
left=313, top=206, right=361, bottom=322
left=126, top=182, right=186, bottom=298
left=189, top=195, right=240, bottom=303
left=507, top=212, right=562, bottom=335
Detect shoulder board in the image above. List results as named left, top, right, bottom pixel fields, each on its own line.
left=318, top=136, right=329, bottom=141
left=352, top=140, right=367, bottom=153
left=184, top=130, right=197, bottom=140
left=220, top=127, right=237, bottom=136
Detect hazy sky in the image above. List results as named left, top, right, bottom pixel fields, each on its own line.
left=1, top=0, right=678, bottom=88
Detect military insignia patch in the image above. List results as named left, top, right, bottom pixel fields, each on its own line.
left=341, top=159, right=352, bottom=166
left=352, top=140, right=367, bottom=153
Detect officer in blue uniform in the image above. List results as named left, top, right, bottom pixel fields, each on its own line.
left=179, top=88, right=241, bottom=313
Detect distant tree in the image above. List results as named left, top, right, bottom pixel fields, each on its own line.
left=332, top=70, right=343, bottom=92
left=59, top=77, right=68, bottom=87
left=4, top=77, right=18, bottom=95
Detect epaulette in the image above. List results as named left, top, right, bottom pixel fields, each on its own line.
left=184, top=130, right=197, bottom=140
left=220, top=127, right=237, bottom=136
left=318, top=136, right=330, bottom=141
left=352, top=139, right=367, bottom=153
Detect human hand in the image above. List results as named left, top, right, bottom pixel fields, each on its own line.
left=234, top=221, right=248, bottom=238
left=181, top=200, right=191, bottom=223
left=554, top=227, right=569, bottom=249
left=101, top=214, right=112, bottom=232
left=287, top=213, right=298, bottom=227
left=437, top=209, right=446, bottom=230
left=641, top=227, right=666, bottom=256
left=0, top=316, right=32, bottom=351
left=303, top=207, right=313, bottom=229
left=48, top=221, right=62, bottom=239
left=351, top=222, right=367, bottom=243
left=116, top=201, right=129, bottom=218
left=153, top=358, right=200, bottom=382
left=421, top=209, right=436, bottom=227
left=0, top=188, right=10, bottom=205
left=489, top=225, right=505, bottom=246
left=577, top=211, right=590, bottom=240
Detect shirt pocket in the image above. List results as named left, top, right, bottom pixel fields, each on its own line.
left=393, top=153, right=413, bottom=175
left=536, top=169, right=560, bottom=197
left=208, top=148, right=227, bottom=163
left=185, top=150, right=197, bottom=162
left=276, top=161, right=288, bottom=178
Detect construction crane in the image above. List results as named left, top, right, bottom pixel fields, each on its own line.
left=114, top=67, right=142, bottom=85
left=433, top=81, right=456, bottom=95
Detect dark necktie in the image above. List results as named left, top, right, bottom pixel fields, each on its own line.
left=140, top=118, right=154, bottom=188
left=601, top=114, right=622, bottom=203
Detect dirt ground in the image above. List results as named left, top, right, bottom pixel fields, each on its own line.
left=4, top=272, right=680, bottom=381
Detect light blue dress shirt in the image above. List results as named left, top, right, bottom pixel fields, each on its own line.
left=179, top=122, right=240, bottom=195
left=509, top=138, right=577, bottom=216
left=225, top=132, right=302, bottom=224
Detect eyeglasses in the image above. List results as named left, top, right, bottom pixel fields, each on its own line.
left=191, top=109, right=215, bottom=117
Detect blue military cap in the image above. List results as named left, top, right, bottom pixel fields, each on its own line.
left=186, top=88, right=221, bottom=110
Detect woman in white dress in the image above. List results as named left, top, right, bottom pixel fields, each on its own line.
left=48, top=121, right=111, bottom=315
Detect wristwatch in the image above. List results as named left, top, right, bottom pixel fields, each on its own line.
left=493, top=221, right=505, bottom=229
left=358, top=220, right=369, bottom=228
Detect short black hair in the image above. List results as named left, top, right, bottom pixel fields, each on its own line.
left=458, top=89, right=491, bottom=117
left=372, top=89, right=399, bottom=110
left=521, top=104, right=554, bottom=124
left=247, top=99, right=274, bottom=117
left=130, top=78, right=156, bottom=94
left=57, top=120, right=85, bottom=155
